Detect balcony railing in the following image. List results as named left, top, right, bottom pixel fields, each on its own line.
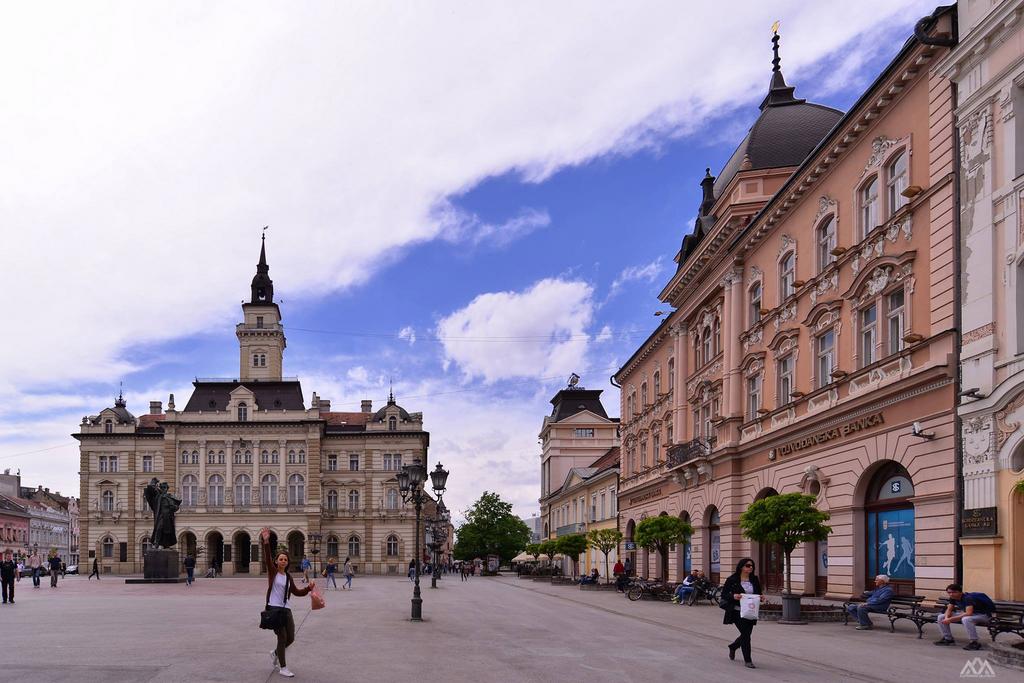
left=555, top=523, right=586, bottom=537
left=666, top=438, right=712, bottom=469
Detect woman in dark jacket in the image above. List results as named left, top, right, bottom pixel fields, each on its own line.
left=721, top=557, right=764, bottom=668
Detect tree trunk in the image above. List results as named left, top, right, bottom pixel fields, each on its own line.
left=604, top=551, right=610, bottom=585
left=784, top=548, right=792, bottom=595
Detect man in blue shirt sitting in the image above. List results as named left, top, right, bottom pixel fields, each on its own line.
left=672, top=570, right=698, bottom=604
left=847, top=574, right=894, bottom=630
left=934, top=583, right=996, bottom=650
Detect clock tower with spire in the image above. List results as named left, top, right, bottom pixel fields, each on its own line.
left=237, top=234, right=286, bottom=380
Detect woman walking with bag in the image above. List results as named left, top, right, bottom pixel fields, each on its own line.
left=259, top=528, right=313, bottom=678
left=721, top=557, right=764, bottom=669
left=342, top=557, right=353, bottom=590
left=324, top=557, right=338, bottom=591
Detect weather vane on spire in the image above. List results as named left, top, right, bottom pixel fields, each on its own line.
left=771, top=19, right=782, bottom=73
left=772, top=20, right=780, bottom=35
left=262, top=225, right=268, bottom=241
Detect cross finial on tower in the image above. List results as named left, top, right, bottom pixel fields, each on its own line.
left=388, top=377, right=395, bottom=404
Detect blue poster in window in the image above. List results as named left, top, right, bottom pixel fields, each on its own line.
left=867, top=509, right=915, bottom=580
left=684, top=542, right=692, bottom=573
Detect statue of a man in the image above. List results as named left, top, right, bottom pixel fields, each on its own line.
left=145, top=478, right=181, bottom=549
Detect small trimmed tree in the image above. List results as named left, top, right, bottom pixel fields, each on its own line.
left=557, top=534, right=589, bottom=578
left=538, top=539, right=560, bottom=573
left=586, top=528, right=624, bottom=584
left=525, top=543, right=542, bottom=563
left=739, top=493, right=831, bottom=598
left=634, top=516, right=693, bottom=581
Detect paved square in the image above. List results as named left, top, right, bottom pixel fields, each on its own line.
left=0, top=573, right=1012, bottom=682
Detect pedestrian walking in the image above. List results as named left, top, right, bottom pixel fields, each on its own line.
left=28, top=550, right=42, bottom=588
left=184, top=554, right=196, bottom=586
left=259, top=527, right=312, bottom=679
left=408, top=559, right=416, bottom=583
left=324, top=557, right=338, bottom=590
left=300, top=555, right=311, bottom=584
left=720, top=557, right=764, bottom=669
left=1, top=551, right=17, bottom=604
left=342, top=557, right=353, bottom=590
left=48, top=552, right=61, bottom=588
left=88, top=557, right=100, bottom=580
left=460, top=563, right=468, bottom=581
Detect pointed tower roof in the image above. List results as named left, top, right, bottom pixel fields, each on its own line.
left=250, top=230, right=275, bottom=304
left=759, top=26, right=803, bottom=110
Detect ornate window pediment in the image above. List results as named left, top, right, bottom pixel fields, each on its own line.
left=767, top=328, right=800, bottom=354
left=843, top=251, right=916, bottom=303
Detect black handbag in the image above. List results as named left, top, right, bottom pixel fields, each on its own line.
left=260, top=605, right=285, bottom=630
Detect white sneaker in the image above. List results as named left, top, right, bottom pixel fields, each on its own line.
left=270, top=650, right=278, bottom=668
left=278, top=667, right=295, bottom=678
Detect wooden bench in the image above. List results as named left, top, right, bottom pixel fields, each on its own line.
left=989, top=601, right=1024, bottom=642
left=843, top=593, right=926, bottom=635
left=841, top=592, right=872, bottom=626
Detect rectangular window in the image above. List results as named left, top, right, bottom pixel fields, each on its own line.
left=639, top=440, right=648, bottom=468
left=693, top=408, right=701, bottom=438
left=142, top=455, right=153, bottom=473
left=861, top=177, right=879, bottom=238
left=600, top=493, right=606, bottom=520
left=861, top=304, right=877, bottom=367
left=666, top=424, right=673, bottom=445
left=256, top=316, right=264, bottom=329
left=394, top=454, right=402, bottom=470
left=574, top=428, right=595, bottom=438
left=747, top=375, right=761, bottom=420
left=327, top=454, right=337, bottom=471
left=383, top=453, right=392, bottom=471
left=668, top=359, right=675, bottom=391
left=610, top=488, right=616, bottom=516
left=779, top=254, right=795, bottom=300
left=817, top=217, right=836, bottom=272
left=817, top=330, right=835, bottom=388
left=887, top=152, right=908, bottom=214
left=98, top=456, right=108, bottom=473
left=109, top=456, right=118, bottom=473
left=777, top=356, right=793, bottom=404
left=349, top=454, right=359, bottom=471
left=888, top=290, right=905, bottom=355
left=652, top=432, right=660, bottom=462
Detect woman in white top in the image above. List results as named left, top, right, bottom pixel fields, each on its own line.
left=720, top=556, right=765, bottom=669
left=260, top=528, right=313, bottom=678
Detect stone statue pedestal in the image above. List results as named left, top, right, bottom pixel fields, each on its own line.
left=125, top=549, right=187, bottom=584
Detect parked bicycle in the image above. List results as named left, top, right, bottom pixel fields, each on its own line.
left=626, top=578, right=675, bottom=602
left=685, top=580, right=720, bottom=606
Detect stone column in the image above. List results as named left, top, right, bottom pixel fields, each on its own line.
left=673, top=323, right=689, bottom=442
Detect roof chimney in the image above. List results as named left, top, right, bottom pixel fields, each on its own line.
left=361, top=400, right=372, bottom=413
left=150, top=401, right=162, bottom=415
left=318, top=399, right=331, bottom=413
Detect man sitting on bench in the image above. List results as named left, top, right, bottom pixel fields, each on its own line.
left=672, top=569, right=698, bottom=604
left=847, top=574, right=894, bottom=630
left=935, top=583, right=996, bottom=651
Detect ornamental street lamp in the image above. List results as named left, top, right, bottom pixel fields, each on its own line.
left=398, top=459, right=448, bottom=621
left=308, top=532, right=322, bottom=576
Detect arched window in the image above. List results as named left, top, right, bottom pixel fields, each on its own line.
left=271, top=450, right=279, bottom=464
left=388, top=416, right=397, bottom=431
left=386, top=534, right=399, bottom=557
left=261, top=474, right=278, bottom=505
left=641, top=382, right=648, bottom=407
left=861, top=176, right=879, bottom=237
left=287, top=474, right=305, bottom=505
left=104, top=419, right=113, bottom=434
left=288, top=450, right=296, bottom=464
left=237, top=402, right=248, bottom=422
left=866, top=463, right=916, bottom=590
left=326, top=535, right=339, bottom=559
left=701, top=329, right=711, bottom=366
left=712, top=317, right=721, bottom=355
left=207, top=450, right=216, bottom=465
left=326, top=489, right=338, bottom=510
left=348, top=490, right=360, bottom=511
left=260, top=354, right=267, bottom=367
left=244, top=450, right=252, bottom=464
left=102, top=536, right=114, bottom=558
left=749, top=283, right=763, bottom=324
left=181, top=450, right=189, bottom=465
left=348, top=535, right=361, bottom=557
left=653, top=371, right=661, bottom=397
left=261, top=450, right=269, bottom=464
left=235, top=474, right=251, bottom=506
left=218, top=450, right=225, bottom=464
left=816, top=216, right=836, bottom=272
left=779, top=252, right=795, bottom=299
left=181, top=475, right=198, bottom=507
left=208, top=474, right=224, bottom=506
left=667, top=358, right=675, bottom=391
left=191, top=450, right=199, bottom=464
left=887, top=151, right=908, bottom=214
left=386, top=488, right=399, bottom=510
left=298, top=449, right=306, bottom=464
left=252, top=353, right=259, bottom=368
left=234, top=450, right=242, bottom=464
left=101, top=489, right=114, bottom=512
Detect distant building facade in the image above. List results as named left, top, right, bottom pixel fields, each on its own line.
left=76, top=239, right=430, bottom=575
left=940, top=0, right=1024, bottom=600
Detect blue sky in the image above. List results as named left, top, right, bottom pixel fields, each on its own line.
left=0, top=1, right=936, bottom=517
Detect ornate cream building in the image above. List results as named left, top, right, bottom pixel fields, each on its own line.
left=76, top=238, right=430, bottom=575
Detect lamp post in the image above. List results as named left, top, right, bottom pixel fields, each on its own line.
left=398, top=459, right=448, bottom=621
left=308, top=532, right=322, bottom=577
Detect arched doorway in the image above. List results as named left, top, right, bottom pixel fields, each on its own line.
left=704, top=507, right=721, bottom=585
left=865, top=463, right=916, bottom=595
left=287, top=531, right=305, bottom=572
left=233, top=531, right=251, bottom=573
left=753, top=488, right=784, bottom=592
left=624, top=519, right=636, bottom=575
left=206, top=531, right=224, bottom=574
left=179, top=531, right=197, bottom=560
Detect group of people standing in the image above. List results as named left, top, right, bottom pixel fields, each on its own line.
left=0, top=548, right=68, bottom=603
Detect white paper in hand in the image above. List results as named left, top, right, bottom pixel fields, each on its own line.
left=739, top=594, right=760, bottom=620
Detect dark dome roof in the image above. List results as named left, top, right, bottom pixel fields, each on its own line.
left=374, top=401, right=410, bottom=422
left=712, top=100, right=842, bottom=197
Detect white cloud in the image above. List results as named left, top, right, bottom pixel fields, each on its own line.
left=595, top=325, right=613, bottom=343
left=608, top=258, right=666, bottom=299
left=437, top=278, right=595, bottom=383
left=435, top=201, right=551, bottom=249
left=0, top=1, right=932, bottom=396
left=398, top=326, right=417, bottom=346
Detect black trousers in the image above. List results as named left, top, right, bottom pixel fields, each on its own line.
left=273, top=608, right=296, bottom=668
left=1, top=577, right=13, bottom=602
left=731, top=618, right=756, bottom=663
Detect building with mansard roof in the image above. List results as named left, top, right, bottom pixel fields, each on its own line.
left=76, top=237, right=430, bottom=576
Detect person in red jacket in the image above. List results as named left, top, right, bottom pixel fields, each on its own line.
left=260, top=528, right=313, bottom=678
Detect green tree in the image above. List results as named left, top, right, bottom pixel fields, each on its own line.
left=538, top=539, right=560, bottom=571
left=586, top=528, right=624, bottom=584
left=634, top=516, right=693, bottom=581
left=452, top=491, right=531, bottom=563
left=739, top=493, right=831, bottom=596
left=556, top=534, right=589, bottom=578
left=524, top=543, right=542, bottom=563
